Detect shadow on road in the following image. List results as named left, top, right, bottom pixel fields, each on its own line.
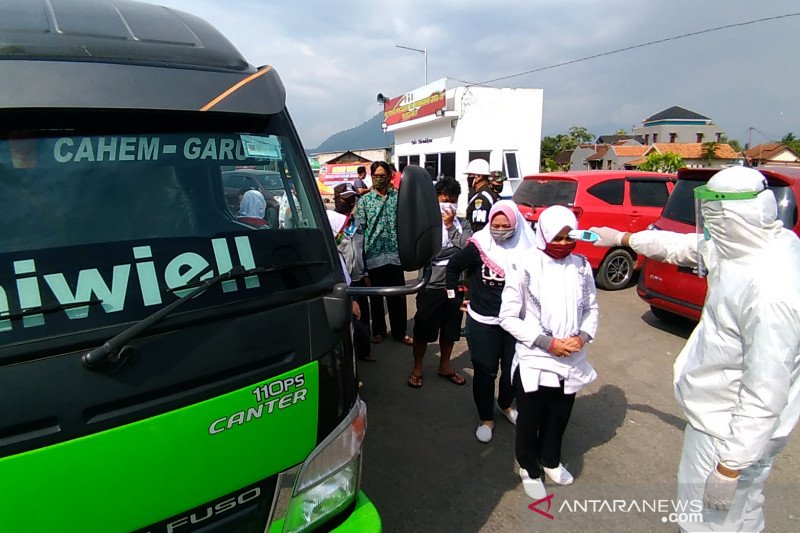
left=640, top=310, right=695, bottom=339
left=562, top=384, right=628, bottom=478
left=628, top=402, right=687, bottom=432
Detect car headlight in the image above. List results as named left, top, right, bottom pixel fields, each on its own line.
left=280, top=397, right=367, bottom=533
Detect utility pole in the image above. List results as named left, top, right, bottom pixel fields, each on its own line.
left=396, top=45, right=427, bottom=85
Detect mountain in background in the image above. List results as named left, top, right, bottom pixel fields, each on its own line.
left=311, top=112, right=392, bottom=154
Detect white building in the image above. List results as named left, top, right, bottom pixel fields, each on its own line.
left=633, top=106, right=724, bottom=145
left=383, top=79, right=542, bottom=213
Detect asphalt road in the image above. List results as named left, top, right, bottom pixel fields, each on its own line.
left=357, top=283, right=800, bottom=533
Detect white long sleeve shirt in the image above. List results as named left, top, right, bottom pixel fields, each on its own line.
left=499, top=250, right=599, bottom=394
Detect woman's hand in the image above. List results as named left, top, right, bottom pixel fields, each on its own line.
left=550, top=338, right=581, bottom=357
left=563, top=336, right=584, bottom=352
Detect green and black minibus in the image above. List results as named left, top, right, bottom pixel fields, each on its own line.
left=0, top=1, right=440, bottom=531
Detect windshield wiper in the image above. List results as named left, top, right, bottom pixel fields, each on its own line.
left=82, top=260, right=326, bottom=369
left=2, top=299, right=103, bottom=321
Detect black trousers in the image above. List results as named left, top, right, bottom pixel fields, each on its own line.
left=367, top=263, right=408, bottom=340
left=514, top=368, right=576, bottom=478
left=466, top=316, right=515, bottom=421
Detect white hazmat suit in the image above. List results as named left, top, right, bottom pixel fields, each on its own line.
left=592, top=166, right=800, bottom=533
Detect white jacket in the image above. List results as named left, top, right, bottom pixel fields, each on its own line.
left=499, top=249, right=599, bottom=394
left=630, top=228, right=800, bottom=470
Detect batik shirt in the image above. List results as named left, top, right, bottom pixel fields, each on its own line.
left=354, top=189, right=400, bottom=269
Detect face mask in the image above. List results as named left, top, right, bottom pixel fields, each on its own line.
left=372, top=176, right=388, bottom=190
left=439, top=202, right=457, bottom=215
left=335, top=197, right=356, bottom=214
left=490, top=228, right=514, bottom=243
left=544, top=241, right=577, bottom=259
left=490, top=182, right=504, bottom=194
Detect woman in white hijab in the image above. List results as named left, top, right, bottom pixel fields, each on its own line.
left=499, top=205, right=599, bottom=500
left=446, top=200, right=536, bottom=443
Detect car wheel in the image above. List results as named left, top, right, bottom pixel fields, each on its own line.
left=649, top=306, right=687, bottom=324
left=596, top=249, right=635, bottom=290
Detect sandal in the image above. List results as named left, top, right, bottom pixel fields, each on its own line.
left=437, top=371, right=466, bottom=386
left=407, top=373, right=423, bottom=388
left=398, top=335, right=414, bottom=346
left=371, top=334, right=386, bottom=344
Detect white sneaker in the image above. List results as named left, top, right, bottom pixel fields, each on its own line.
left=543, top=464, right=574, bottom=485
left=501, top=407, right=518, bottom=425
left=475, top=424, right=493, bottom=443
left=519, top=468, right=547, bottom=499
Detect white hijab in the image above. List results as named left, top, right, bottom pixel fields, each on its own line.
left=239, top=189, right=266, bottom=218
left=534, top=205, right=582, bottom=338
left=468, top=200, right=536, bottom=277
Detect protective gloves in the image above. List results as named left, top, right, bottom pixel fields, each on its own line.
left=703, top=468, right=738, bottom=511
left=589, top=226, right=624, bottom=247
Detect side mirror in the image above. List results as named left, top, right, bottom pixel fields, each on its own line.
left=396, top=165, right=442, bottom=270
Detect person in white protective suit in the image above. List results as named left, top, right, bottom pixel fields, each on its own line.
left=590, top=166, right=800, bottom=533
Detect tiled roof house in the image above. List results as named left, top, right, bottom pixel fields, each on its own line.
left=742, top=143, right=800, bottom=166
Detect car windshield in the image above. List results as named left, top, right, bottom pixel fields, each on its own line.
left=661, top=177, right=798, bottom=228
left=512, top=179, right=578, bottom=207
left=0, top=111, right=333, bottom=350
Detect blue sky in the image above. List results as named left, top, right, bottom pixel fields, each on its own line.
left=147, top=0, right=799, bottom=149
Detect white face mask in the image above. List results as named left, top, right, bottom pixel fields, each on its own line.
left=439, top=202, right=458, bottom=215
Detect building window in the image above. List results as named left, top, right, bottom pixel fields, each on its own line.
left=669, top=133, right=677, bottom=143
left=409, top=155, right=420, bottom=166
left=441, top=152, right=456, bottom=178
left=644, top=134, right=650, bottom=144
left=716, top=132, right=722, bottom=142
left=425, top=154, right=439, bottom=179
left=606, top=160, right=612, bottom=170
left=652, top=133, right=658, bottom=143
left=503, top=151, right=520, bottom=179
left=696, top=133, right=704, bottom=143
left=469, top=150, right=491, bottom=164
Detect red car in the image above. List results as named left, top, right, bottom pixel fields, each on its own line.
left=638, top=165, right=800, bottom=322
left=513, top=171, right=675, bottom=290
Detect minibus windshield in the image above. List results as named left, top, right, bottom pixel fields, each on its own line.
left=0, top=111, right=333, bottom=350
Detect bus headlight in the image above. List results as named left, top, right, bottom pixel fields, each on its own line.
left=282, top=397, right=366, bottom=533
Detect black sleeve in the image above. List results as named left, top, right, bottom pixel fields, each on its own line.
left=446, top=242, right=479, bottom=290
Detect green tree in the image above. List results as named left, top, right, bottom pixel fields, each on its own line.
left=781, top=132, right=800, bottom=155
left=719, top=135, right=742, bottom=152
left=638, top=152, right=685, bottom=173
left=540, top=126, right=595, bottom=171
left=615, top=128, right=628, bottom=136
left=701, top=141, right=719, bottom=163
left=568, top=126, right=594, bottom=144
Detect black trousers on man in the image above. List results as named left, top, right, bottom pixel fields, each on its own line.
left=514, top=368, right=576, bottom=478
left=367, top=263, right=408, bottom=340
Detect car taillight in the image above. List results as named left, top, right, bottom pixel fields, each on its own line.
left=571, top=206, right=583, bottom=220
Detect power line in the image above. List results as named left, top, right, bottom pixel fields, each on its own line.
left=454, top=12, right=800, bottom=87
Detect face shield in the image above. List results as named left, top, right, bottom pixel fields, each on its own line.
left=693, top=184, right=763, bottom=277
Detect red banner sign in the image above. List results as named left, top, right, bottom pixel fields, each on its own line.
left=383, top=78, right=447, bottom=127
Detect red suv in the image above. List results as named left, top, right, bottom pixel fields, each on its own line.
left=638, top=165, right=800, bottom=322
left=513, top=171, right=675, bottom=290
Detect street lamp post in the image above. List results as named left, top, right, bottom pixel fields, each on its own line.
left=395, top=44, right=427, bottom=85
